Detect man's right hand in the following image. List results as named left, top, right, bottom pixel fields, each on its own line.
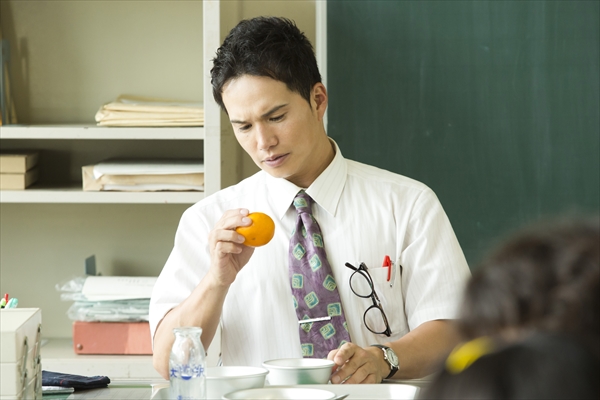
left=207, top=208, right=256, bottom=286
left=153, top=208, right=257, bottom=379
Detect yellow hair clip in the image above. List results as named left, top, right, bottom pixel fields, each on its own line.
left=445, top=336, right=494, bottom=374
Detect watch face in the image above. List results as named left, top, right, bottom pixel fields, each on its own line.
left=386, top=348, right=399, bottom=367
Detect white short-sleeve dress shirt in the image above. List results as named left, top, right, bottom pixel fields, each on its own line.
left=150, top=141, right=471, bottom=367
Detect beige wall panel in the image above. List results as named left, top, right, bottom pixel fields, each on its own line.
left=0, top=204, right=188, bottom=338
left=0, top=0, right=203, bottom=124
left=0, top=0, right=316, bottom=339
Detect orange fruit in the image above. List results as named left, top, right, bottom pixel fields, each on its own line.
left=235, top=212, right=275, bottom=247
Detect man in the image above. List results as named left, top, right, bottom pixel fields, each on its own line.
left=150, top=16, right=470, bottom=383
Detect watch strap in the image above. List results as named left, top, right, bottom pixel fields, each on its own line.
left=371, top=344, right=399, bottom=379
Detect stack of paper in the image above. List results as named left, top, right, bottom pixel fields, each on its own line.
left=82, top=158, right=204, bottom=191
left=0, top=151, right=39, bottom=190
left=55, top=277, right=156, bottom=355
left=56, top=276, right=157, bottom=322
left=80, top=276, right=156, bottom=302
left=95, top=95, right=204, bottom=126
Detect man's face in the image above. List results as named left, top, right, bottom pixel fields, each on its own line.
left=222, top=75, right=332, bottom=188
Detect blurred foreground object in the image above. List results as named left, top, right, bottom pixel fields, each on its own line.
left=422, top=333, right=599, bottom=400
left=458, top=215, right=599, bottom=357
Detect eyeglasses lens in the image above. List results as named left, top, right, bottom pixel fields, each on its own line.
left=350, top=271, right=373, bottom=297
left=365, top=306, right=389, bottom=334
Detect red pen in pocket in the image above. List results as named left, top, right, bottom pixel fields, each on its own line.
left=382, top=256, right=397, bottom=287
left=382, top=255, right=392, bottom=281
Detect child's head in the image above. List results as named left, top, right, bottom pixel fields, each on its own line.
left=422, top=332, right=599, bottom=400
left=458, top=216, right=599, bottom=355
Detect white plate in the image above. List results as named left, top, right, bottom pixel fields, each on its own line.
left=152, top=383, right=421, bottom=400
left=270, top=384, right=420, bottom=400
left=223, top=387, right=336, bottom=400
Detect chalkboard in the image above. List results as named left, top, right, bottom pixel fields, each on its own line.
left=327, top=0, right=600, bottom=266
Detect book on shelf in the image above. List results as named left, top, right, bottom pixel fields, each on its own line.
left=1, top=35, right=19, bottom=126
left=0, top=151, right=39, bottom=173
left=0, top=168, right=39, bottom=190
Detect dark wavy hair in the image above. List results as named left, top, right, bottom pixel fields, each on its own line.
left=210, top=16, right=322, bottom=113
left=458, top=215, right=600, bottom=356
left=422, top=333, right=599, bottom=400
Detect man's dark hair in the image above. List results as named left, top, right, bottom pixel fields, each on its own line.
left=210, top=16, right=321, bottom=112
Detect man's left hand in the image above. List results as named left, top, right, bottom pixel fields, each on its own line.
left=327, top=343, right=389, bottom=384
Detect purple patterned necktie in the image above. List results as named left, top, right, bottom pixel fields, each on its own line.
left=289, top=190, right=351, bottom=358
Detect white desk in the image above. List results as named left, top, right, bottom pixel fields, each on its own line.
left=40, top=339, right=431, bottom=399
left=41, top=339, right=163, bottom=380
left=55, top=382, right=425, bottom=399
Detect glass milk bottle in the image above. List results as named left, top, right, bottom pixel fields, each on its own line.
left=169, top=327, right=206, bottom=400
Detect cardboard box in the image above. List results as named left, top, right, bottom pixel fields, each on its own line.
left=0, top=169, right=39, bottom=190
left=72, top=321, right=152, bottom=355
left=0, top=152, right=39, bottom=174
left=0, top=308, right=42, bottom=399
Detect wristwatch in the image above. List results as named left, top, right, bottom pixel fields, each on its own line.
left=371, top=344, right=399, bottom=380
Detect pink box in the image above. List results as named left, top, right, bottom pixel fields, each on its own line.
left=72, top=321, right=152, bottom=355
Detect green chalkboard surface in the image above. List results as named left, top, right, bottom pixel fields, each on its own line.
left=327, top=0, right=600, bottom=265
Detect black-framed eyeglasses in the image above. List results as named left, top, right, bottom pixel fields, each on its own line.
left=345, top=262, right=392, bottom=337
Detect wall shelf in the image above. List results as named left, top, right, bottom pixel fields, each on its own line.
left=0, top=124, right=204, bottom=140
left=1, top=124, right=206, bottom=204
left=0, top=184, right=204, bottom=204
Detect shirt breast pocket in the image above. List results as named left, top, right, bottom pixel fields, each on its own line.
left=357, top=264, right=408, bottom=339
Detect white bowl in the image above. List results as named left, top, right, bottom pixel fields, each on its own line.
left=262, top=358, right=335, bottom=385
left=223, top=387, right=336, bottom=400
left=205, top=366, right=268, bottom=399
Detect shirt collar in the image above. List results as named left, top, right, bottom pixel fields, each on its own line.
left=266, top=139, right=348, bottom=220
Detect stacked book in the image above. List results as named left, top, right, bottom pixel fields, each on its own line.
left=0, top=151, right=39, bottom=190
left=82, top=158, right=204, bottom=191
left=95, top=95, right=204, bottom=127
